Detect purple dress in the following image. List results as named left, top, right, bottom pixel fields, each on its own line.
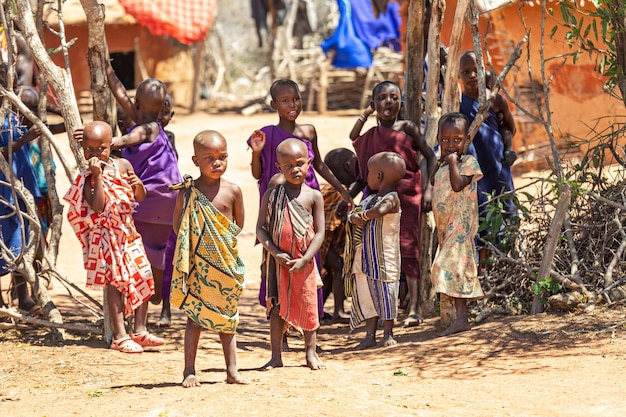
left=122, top=124, right=181, bottom=271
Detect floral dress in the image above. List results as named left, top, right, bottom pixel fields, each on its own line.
left=431, top=154, right=484, bottom=300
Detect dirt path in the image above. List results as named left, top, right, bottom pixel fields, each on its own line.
left=1, top=111, right=625, bottom=417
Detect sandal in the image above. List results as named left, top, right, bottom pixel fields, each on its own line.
left=131, top=331, right=165, bottom=347
left=110, top=336, right=143, bottom=353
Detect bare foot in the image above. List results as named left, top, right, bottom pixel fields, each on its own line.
left=356, top=333, right=376, bottom=350
left=226, top=371, right=250, bottom=385
left=403, top=313, right=424, bottom=328
left=182, top=374, right=200, bottom=388
left=306, top=351, right=325, bottom=370
left=331, top=311, right=350, bottom=324
left=155, top=307, right=171, bottom=328
left=382, top=332, right=398, bottom=347
left=439, top=321, right=471, bottom=337
left=260, top=358, right=283, bottom=371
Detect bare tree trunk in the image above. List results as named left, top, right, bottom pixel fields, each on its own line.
left=441, top=0, right=469, bottom=114
left=404, top=0, right=425, bottom=123
left=531, top=184, right=571, bottom=314
left=80, top=0, right=112, bottom=123
left=15, top=0, right=84, bottom=171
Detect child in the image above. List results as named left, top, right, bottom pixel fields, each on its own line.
left=256, top=138, right=325, bottom=371
left=460, top=52, right=517, bottom=273
left=344, top=152, right=405, bottom=349
left=320, top=148, right=357, bottom=324
left=169, top=130, right=248, bottom=387
left=485, top=70, right=517, bottom=166
left=248, top=78, right=353, bottom=317
left=63, top=121, right=164, bottom=353
left=430, top=112, right=484, bottom=336
left=107, top=63, right=181, bottom=328
left=350, top=81, right=436, bottom=328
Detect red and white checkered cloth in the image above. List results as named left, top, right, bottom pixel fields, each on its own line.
left=118, top=0, right=218, bottom=45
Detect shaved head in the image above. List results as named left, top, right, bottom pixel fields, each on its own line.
left=193, top=130, right=227, bottom=154
left=276, top=138, right=308, bottom=160
left=84, top=121, right=113, bottom=142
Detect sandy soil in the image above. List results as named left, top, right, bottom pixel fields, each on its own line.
left=1, top=111, right=626, bottom=417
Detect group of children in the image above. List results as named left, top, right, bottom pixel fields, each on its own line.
left=53, top=50, right=515, bottom=387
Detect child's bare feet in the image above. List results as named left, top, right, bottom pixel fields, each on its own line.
left=155, top=304, right=171, bottom=328
left=305, top=351, right=325, bottom=370
left=382, top=331, right=397, bottom=347
left=182, top=373, right=200, bottom=388
left=356, top=333, right=376, bottom=350
left=226, top=371, right=250, bottom=385
left=260, top=358, right=283, bottom=371
left=439, top=320, right=471, bottom=337
left=330, top=311, right=350, bottom=324
left=403, top=313, right=423, bottom=327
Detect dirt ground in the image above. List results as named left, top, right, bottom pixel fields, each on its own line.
left=1, top=111, right=626, bottom=417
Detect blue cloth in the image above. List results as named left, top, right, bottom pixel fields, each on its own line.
left=0, top=114, right=42, bottom=274
left=321, top=0, right=372, bottom=69
left=348, top=0, right=401, bottom=51
left=460, top=95, right=516, bottom=221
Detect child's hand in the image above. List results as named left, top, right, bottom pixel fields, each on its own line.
left=443, top=152, right=459, bottom=166
left=349, top=211, right=367, bottom=227
left=273, top=251, right=292, bottom=266
left=73, top=127, right=84, bottom=144
left=335, top=201, right=348, bottom=221
left=287, top=257, right=308, bottom=273
left=250, top=130, right=266, bottom=153
left=422, top=187, right=433, bottom=212
left=87, top=156, right=103, bottom=176
left=126, top=170, right=142, bottom=188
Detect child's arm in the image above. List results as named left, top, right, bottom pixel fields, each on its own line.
left=286, top=190, right=325, bottom=273
left=445, top=153, right=472, bottom=192
left=404, top=121, right=436, bottom=212
left=306, top=126, right=354, bottom=209
left=1, top=125, right=40, bottom=158
left=256, top=190, right=292, bottom=265
left=172, top=189, right=185, bottom=233
left=494, top=94, right=516, bottom=136
left=363, top=193, right=400, bottom=219
left=106, top=60, right=136, bottom=121
left=249, top=130, right=265, bottom=180
left=111, top=122, right=160, bottom=150
left=118, top=158, right=146, bottom=202
left=349, top=106, right=375, bottom=141
left=231, top=183, right=245, bottom=230
left=83, top=157, right=106, bottom=213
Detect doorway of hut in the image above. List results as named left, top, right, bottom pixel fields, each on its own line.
left=110, top=52, right=136, bottom=90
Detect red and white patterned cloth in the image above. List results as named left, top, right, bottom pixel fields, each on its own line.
left=63, top=163, right=155, bottom=317
left=118, top=0, right=218, bottom=45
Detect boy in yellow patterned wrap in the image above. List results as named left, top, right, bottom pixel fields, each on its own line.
left=170, top=130, right=249, bottom=387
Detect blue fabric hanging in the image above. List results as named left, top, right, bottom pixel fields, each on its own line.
left=321, top=0, right=373, bottom=69
left=349, top=0, right=401, bottom=51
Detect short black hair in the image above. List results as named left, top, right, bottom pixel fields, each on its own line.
left=270, top=79, right=300, bottom=100
left=438, top=112, right=470, bottom=134
left=372, top=80, right=401, bottom=98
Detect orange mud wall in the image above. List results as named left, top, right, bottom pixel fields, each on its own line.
left=43, top=24, right=194, bottom=107
left=400, top=1, right=626, bottom=172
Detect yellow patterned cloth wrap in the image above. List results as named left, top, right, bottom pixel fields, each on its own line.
left=170, top=178, right=245, bottom=333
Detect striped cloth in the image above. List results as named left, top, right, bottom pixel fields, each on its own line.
left=264, top=184, right=320, bottom=332
left=118, top=0, right=218, bottom=44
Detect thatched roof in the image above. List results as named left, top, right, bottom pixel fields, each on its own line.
left=43, top=0, right=136, bottom=26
